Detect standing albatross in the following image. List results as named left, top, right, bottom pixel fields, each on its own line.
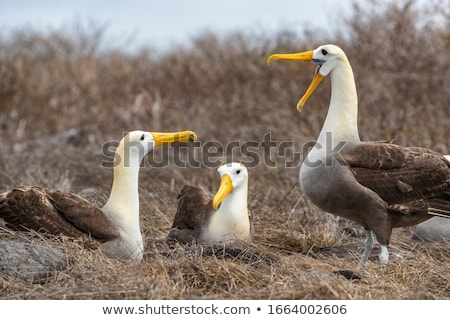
left=167, top=162, right=253, bottom=245
left=267, top=44, right=450, bottom=269
left=0, top=130, right=197, bottom=262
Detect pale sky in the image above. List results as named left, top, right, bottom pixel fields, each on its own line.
left=0, top=0, right=353, bottom=52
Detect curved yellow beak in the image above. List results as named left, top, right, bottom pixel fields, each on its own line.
left=212, top=174, right=233, bottom=210
left=267, top=50, right=324, bottom=112
left=151, top=131, right=198, bottom=147
left=266, top=50, right=314, bottom=66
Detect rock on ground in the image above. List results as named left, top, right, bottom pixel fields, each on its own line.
left=0, top=240, right=72, bottom=283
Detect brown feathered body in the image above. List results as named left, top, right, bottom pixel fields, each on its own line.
left=301, top=141, right=450, bottom=247
left=0, top=185, right=119, bottom=243
left=343, top=142, right=450, bottom=235
left=167, top=185, right=213, bottom=244
left=342, top=142, right=450, bottom=221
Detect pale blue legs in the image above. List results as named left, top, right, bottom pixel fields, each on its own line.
left=357, top=230, right=389, bottom=269
left=357, top=230, right=373, bottom=270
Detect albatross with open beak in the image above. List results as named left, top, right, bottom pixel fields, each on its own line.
left=167, top=162, right=253, bottom=245
left=0, top=130, right=197, bottom=262
left=268, top=44, right=450, bottom=269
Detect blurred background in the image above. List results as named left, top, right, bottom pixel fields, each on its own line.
left=2, top=0, right=353, bottom=53
left=1, top=0, right=448, bottom=148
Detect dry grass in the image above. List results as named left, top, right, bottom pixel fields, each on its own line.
left=1, top=0, right=449, bottom=299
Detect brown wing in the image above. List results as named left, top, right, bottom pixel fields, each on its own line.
left=0, top=185, right=118, bottom=241
left=49, top=190, right=119, bottom=241
left=167, top=185, right=213, bottom=244
left=0, top=186, right=86, bottom=237
left=341, top=141, right=409, bottom=170
left=341, top=142, right=450, bottom=206
left=171, top=185, right=212, bottom=229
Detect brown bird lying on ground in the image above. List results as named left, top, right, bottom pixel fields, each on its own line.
left=267, top=44, right=450, bottom=269
left=167, top=162, right=253, bottom=245
left=0, top=130, right=197, bottom=262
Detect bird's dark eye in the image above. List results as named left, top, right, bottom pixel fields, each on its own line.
left=236, top=170, right=241, bottom=174
left=321, top=49, right=328, bottom=55
left=140, top=134, right=145, bottom=141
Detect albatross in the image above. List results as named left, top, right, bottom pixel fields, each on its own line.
left=167, top=162, right=253, bottom=245
left=0, top=130, right=197, bottom=262
left=267, top=44, right=450, bottom=269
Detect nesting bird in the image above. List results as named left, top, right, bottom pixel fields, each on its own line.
left=267, top=44, right=450, bottom=269
left=167, top=162, right=253, bottom=245
left=0, top=130, right=197, bottom=262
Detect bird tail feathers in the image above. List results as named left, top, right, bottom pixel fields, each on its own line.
left=427, top=196, right=450, bottom=219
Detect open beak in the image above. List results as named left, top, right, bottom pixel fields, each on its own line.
left=151, top=131, right=198, bottom=147
left=267, top=50, right=324, bottom=112
left=212, top=174, right=233, bottom=210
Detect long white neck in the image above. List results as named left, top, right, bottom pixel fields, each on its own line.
left=316, top=58, right=360, bottom=149
left=102, top=143, right=142, bottom=236
left=207, top=181, right=249, bottom=241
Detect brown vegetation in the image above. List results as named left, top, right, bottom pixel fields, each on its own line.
left=0, top=0, right=449, bottom=299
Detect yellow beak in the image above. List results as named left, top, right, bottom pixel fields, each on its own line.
left=151, top=131, right=198, bottom=147
left=266, top=50, right=314, bottom=66
left=267, top=50, right=324, bottom=112
left=212, top=174, right=233, bottom=210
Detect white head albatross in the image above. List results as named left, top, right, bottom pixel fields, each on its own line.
left=167, top=162, right=253, bottom=245
left=0, top=130, right=197, bottom=262
left=268, top=44, right=450, bottom=269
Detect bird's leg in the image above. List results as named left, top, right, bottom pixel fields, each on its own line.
left=379, top=245, right=389, bottom=266
left=357, top=229, right=373, bottom=270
